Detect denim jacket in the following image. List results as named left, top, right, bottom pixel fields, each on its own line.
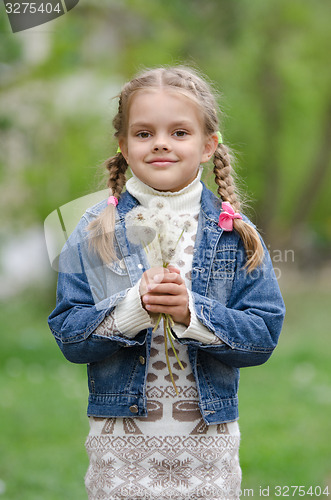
left=48, top=183, right=285, bottom=425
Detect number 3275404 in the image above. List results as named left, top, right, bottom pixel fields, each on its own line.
left=274, top=486, right=329, bottom=497
left=5, top=3, right=62, bottom=14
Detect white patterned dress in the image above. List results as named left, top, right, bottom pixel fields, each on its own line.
left=84, top=173, right=242, bottom=499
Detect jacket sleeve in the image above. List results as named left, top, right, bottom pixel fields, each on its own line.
left=176, top=238, right=285, bottom=368
left=47, top=216, right=149, bottom=364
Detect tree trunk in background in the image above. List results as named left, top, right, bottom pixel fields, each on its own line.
left=290, top=101, right=331, bottom=228
left=255, top=43, right=283, bottom=241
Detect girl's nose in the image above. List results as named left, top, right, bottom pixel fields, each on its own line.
left=153, top=136, right=170, bottom=151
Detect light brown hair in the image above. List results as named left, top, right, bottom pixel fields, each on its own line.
left=87, top=66, right=264, bottom=271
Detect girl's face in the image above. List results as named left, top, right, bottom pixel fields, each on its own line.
left=119, top=89, right=218, bottom=192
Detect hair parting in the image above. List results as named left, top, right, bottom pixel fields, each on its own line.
left=87, top=66, right=264, bottom=271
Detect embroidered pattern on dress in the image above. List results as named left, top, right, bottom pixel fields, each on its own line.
left=85, top=434, right=241, bottom=499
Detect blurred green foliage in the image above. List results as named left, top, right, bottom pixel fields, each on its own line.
left=1, top=0, right=330, bottom=257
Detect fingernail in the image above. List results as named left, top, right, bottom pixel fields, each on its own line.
left=153, top=274, right=162, bottom=283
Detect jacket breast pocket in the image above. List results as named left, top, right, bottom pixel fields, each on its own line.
left=208, top=247, right=237, bottom=304
left=212, top=248, right=236, bottom=280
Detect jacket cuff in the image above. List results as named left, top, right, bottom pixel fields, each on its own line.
left=114, top=280, right=153, bottom=338
left=172, top=290, right=223, bottom=345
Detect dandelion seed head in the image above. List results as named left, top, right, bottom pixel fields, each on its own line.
left=142, top=227, right=155, bottom=239
left=165, top=238, right=175, bottom=247
left=126, top=226, right=144, bottom=245
left=163, top=212, right=173, bottom=221
left=125, top=206, right=150, bottom=227
left=155, top=219, right=167, bottom=232
left=126, top=225, right=156, bottom=246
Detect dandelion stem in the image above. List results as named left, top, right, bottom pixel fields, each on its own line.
left=168, top=315, right=175, bottom=328
left=163, top=316, right=179, bottom=395
left=167, top=322, right=185, bottom=370
left=152, top=313, right=163, bottom=333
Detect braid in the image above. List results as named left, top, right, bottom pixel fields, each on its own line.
left=213, top=144, right=264, bottom=272
left=86, top=83, right=130, bottom=264
left=213, top=144, right=240, bottom=211
left=106, top=152, right=127, bottom=198
left=87, top=153, right=128, bottom=263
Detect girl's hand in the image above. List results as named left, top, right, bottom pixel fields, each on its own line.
left=139, top=266, right=190, bottom=326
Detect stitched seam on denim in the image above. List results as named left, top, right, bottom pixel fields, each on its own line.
left=88, top=366, right=95, bottom=394
left=225, top=243, right=239, bottom=304
left=122, top=351, right=145, bottom=393
left=88, top=393, right=143, bottom=399
left=198, top=352, right=218, bottom=401
left=228, top=344, right=274, bottom=352
left=201, top=396, right=238, bottom=407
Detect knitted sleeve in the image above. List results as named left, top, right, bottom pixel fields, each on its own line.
left=93, top=280, right=153, bottom=339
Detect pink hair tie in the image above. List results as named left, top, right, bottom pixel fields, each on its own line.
left=218, top=202, right=242, bottom=231
left=107, top=195, right=118, bottom=207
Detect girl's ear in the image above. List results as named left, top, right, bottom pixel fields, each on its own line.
left=201, top=133, right=219, bottom=163
left=118, top=138, right=128, bottom=162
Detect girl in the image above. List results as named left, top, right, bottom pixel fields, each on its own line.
left=48, top=66, right=285, bottom=499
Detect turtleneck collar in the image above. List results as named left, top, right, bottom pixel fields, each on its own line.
left=125, top=167, right=203, bottom=213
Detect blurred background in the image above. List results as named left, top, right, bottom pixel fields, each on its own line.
left=0, top=1, right=330, bottom=498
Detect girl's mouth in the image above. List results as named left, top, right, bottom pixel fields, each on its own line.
left=148, top=159, right=177, bottom=167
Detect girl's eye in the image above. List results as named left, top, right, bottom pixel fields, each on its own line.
left=173, top=130, right=187, bottom=137
left=137, top=132, right=151, bottom=139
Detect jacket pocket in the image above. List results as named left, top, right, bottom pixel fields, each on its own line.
left=211, top=247, right=236, bottom=280
left=207, top=247, right=237, bottom=305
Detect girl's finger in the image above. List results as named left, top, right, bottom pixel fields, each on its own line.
left=147, top=283, right=184, bottom=295
left=143, top=294, right=180, bottom=306
left=167, top=265, right=181, bottom=274
left=153, top=272, right=183, bottom=284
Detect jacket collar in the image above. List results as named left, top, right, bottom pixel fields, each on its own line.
left=199, top=182, right=222, bottom=228
left=116, top=189, right=140, bottom=220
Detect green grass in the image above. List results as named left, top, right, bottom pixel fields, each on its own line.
left=0, top=284, right=330, bottom=499
left=0, top=287, right=88, bottom=500
left=239, top=287, right=331, bottom=497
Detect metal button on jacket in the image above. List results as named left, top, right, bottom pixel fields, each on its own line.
left=139, top=356, right=146, bottom=365
left=129, top=405, right=139, bottom=413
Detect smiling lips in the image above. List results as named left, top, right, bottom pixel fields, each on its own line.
left=147, top=158, right=177, bottom=167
